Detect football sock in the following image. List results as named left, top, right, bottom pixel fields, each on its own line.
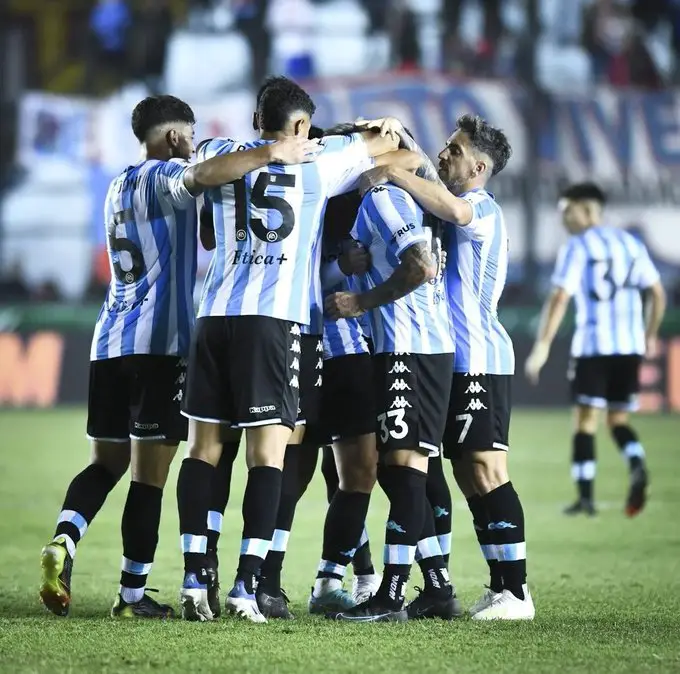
left=467, top=494, right=503, bottom=593
left=352, top=527, right=375, bottom=576
left=316, top=490, right=371, bottom=587
left=481, top=481, right=527, bottom=600
left=259, top=450, right=299, bottom=594
left=375, top=465, right=427, bottom=610
left=426, top=455, right=452, bottom=566
left=119, top=481, right=162, bottom=603
left=572, top=432, right=596, bottom=502
left=206, top=441, right=239, bottom=554
left=415, top=500, right=451, bottom=597
left=177, top=458, right=214, bottom=577
left=611, top=425, right=645, bottom=471
left=236, top=466, right=282, bottom=593
left=321, top=444, right=339, bottom=503
left=54, top=463, right=119, bottom=558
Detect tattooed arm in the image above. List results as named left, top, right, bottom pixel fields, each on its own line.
left=325, top=241, right=436, bottom=319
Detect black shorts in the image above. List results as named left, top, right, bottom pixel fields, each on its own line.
left=297, top=334, right=324, bottom=426
left=374, top=352, right=453, bottom=456
left=87, top=355, right=187, bottom=443
left=322, top=353, right=376, bottom=442
left=182, top=316, right=300, bottom=430
left=569, top=355, right=641, bottom=411
left=442, top=373, right=512, bottom=460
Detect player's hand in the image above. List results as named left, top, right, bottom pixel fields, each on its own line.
left=339, top=240, right=371, bottom=275
left=524, top=342, right=550, bottom=385
left=355, top=116, right=404, bottom=141
left=359, top=166, right=392, bottom=195
left=645, top=333, right=658, bottom=359
left=270, top=136, right=322, bottom=165
left=325, top=291, right=365, bottom=319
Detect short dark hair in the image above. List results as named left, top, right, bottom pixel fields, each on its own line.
left=257, top=77, right=316, bottom=132
left=560, top=182, right=607, bottom=205
left=456, top=114, right=511, bottom=176
left=309, top=125, right=325, bottom=140
left=324, top=191, right=362, bottom=241
left=255, top=76, right=291, bottom=108
left=131, top=95, right=195, bottom=143
left=324, top=122, right=362, bottom=136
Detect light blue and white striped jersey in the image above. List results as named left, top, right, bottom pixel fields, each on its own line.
left=91, top=159, right=198, bottom=361
left=352, top=185, right=454, bottom=355
left=197, top=134, right=372, bottom=324
left=321, top=240, right=370, bottom=359
left=301, top=231, right=325, bottom=336
left=551, top=225, right=660, bottom=357
left=445, top=189, right=514, bottom=374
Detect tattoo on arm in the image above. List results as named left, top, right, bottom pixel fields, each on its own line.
left=359, top=241, right=436, bottom=311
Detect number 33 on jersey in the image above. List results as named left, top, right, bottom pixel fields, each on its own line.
left=197, top=135, right=373, bottom=325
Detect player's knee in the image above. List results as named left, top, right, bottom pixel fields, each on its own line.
left=469, top=451, right=508, bottom=495
left=339, top=460, right=376, bottom=493
left=131, top=442, right=178, bottom=489
left=90, top=440, right=130, bottom=481
left=606, top=411, right=629, bottom=430
left=575, top=405, right=599, bottom=434
left=385, top=449, right=428, bottom=473
left=450, top=458, right=476, bottom=498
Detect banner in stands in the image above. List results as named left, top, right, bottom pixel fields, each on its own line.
left=2, top=331, right=679, bottom=412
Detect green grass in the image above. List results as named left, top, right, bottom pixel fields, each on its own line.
left=1, top=408, right=680, bottom=673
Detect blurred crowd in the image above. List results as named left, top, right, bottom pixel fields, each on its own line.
left=82, top=0, right=680, bottom=94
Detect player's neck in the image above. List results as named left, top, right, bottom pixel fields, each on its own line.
left=140, top=142, right=171, bottom=162
left=456, top=178, right=486, bottom=196
left=259, top=131, right=290, bottom=142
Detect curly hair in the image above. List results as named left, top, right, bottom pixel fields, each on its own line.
left=456, top=114, right=511, bottom=176
left=257, top=77, right=316, bottom=132
left=560, top=182, right=607, bottom=205
left=131, top=95, right=195, bottom=143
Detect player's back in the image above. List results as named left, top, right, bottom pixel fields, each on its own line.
left=445, top=188, right=514, bottom=374
left=198, top=134, right=372, bottom=325
left=556, top=225, right=658, bottom=356
left=353, top=184, right=453, bottom=355
left=91, top=159, right=197, bottom=360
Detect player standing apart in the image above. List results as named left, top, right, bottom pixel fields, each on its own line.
left=363, top=114, right=534, bottom=620
left=525, top=183, right=665, bottom=517
left=38, top=95, right=315, bottom=618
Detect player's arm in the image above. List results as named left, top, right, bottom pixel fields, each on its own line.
left=643, top=280, right=666, bottom=357
left=321, top=241, right=370, bottom=290
left=184, top=136, right=320, bottom=195
left=525, top=240, right=584, bottom=384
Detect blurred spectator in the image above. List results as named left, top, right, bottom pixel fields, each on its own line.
left=129, top=0, right=173, bottom=93
left=390, top=2, right=420, bottom=71
left=266, top=0, right=314, bottom=80
left=0, top=263, right=30, bottom=303
left=360, top=0, right=387, bottom=33
left=85, top=0, right=132, bottom=94
left=234, top=0, right=271, bottom=87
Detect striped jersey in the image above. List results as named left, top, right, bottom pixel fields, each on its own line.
left=352, top=184, right=454, bottom=355
left=321, top=240, right=370, bottom=359
left=197, top=134, right=372, bottom=324
left=301, top=231, right=325, bottom=336
left=445, top=189, right=514, bottom=374
left=91, top=159, right=198, bottom=361
left=551, top=225, right=660, bottom=357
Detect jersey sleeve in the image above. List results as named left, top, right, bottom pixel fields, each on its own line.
left=366, top=186, right=428, bottom=258
left=316, top=133, right=374, bottom=197
left=551, top=238, right=586, bottom=296
left=152, top=159, right=195, bottom=209
left=635, top=244, right=660, bottom=289
left=456, top=191, right=498, bottom=241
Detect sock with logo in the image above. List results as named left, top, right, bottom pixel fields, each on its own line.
left=206, top=441, right=240, bottom=556
left=467, top=494, right=503, bottom=593
left=481, top=481, right=527, bottom=600
left=415, top=502, right=451, bottom=598
left=177, top=458, right=215, bottom=578
left=611, top=425, right=646, bottom=472
left=352, top=527, right=375, bottom=576
left=258, top=449, right=300, bottom=595
left=54, top=463, right=120, bottom=558
left=572, top=432, right=596, bottom=502
left=321, top=444, right=339, bottom=503
left=375, top=465, right=427, bottom=610
left=119, top=481, right=162, bottom=604
left=426, top=455, right=452, bottom=566
left=236, top=466, right=282, bottom=593
left=315, top=490, right=371, bottom=595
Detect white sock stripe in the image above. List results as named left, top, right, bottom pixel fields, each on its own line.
left=180, top=534, right=207, bottom=554
left=57, top=510, right=88, bottom=537
left=270, top=529, right=290, bottom=552
left=480, top=544, right=497, bottom=561
left=416, top=536, right=442, bottom=560
left=317, top=559, right=347, bottom=577
left=121, top=557, right=153, bottom=575
left=581, top=460, right=596, bottom=480
left=571, top=463, right=582, bottom=481
left=119, top=585, right=145, bottom=604
left=496, top=542, right=527, bottom=562
left=624, top=442, right=645, bottom=459
left=437, top=533, right=452, bottom=556
left=358, top=527, right=369, bottom=547
left=206, top=511, right=223, bottom=533
left=383, top=544, right=416, bottom=565
left=240, top=537, right=271, bottom=559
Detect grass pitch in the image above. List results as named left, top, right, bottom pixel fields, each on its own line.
left=0, top=408, right=679, bottom=673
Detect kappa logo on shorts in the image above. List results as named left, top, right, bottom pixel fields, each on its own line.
left=316, top=341, right=323, bottom=353
left=289, top=375, right=299, bottom=389
left=315, top=375, right=323, bottom=387
left=315, top=358, right=323, bottom=370
left=291, top=357, right=300, bottom=371
left=291, top=324, right=301, bottom=336
left=390, top=396, right=412, bottom=409
left=389, top=361, right=411, bottom=374
left=177, top=358, right=188, bottom=368
left=465, top=398, right=487, bottom=411
left=393, top=352, right=411, bottom=356
left=134, top=422, right=159, bottom=430
left=175, top=371, right=186, bottom=385
left=290, top=341, right=301, bottom=354
left=389, top=378, right=412, bottom=392
left=465, top=381, right=486, bottom=394
left=249, top=405, right=276, bottom=414
left=464, top=371, right=483, bottom=377
left=173, top=390, right=183, bottom=402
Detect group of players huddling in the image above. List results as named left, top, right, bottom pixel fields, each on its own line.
left=41, top=75, right=547, bottom=624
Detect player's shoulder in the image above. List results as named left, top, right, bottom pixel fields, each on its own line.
left=363, top=183, right=417, bottom=210
left=461, top=188, right=500, bottom=214
left=318, top=132, right=363, bottom=153
left=196, top=136, right=246, bottom=161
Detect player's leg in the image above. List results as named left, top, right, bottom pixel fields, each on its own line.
left=425, top=454, right=452, bottom=566
left=205, top=429, right=241, bottom=618
left=40, top=359, right=130, bottom=616
left=565, top=357, right=605, bottom=515
left=606, top=355, right=648, bottom=516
